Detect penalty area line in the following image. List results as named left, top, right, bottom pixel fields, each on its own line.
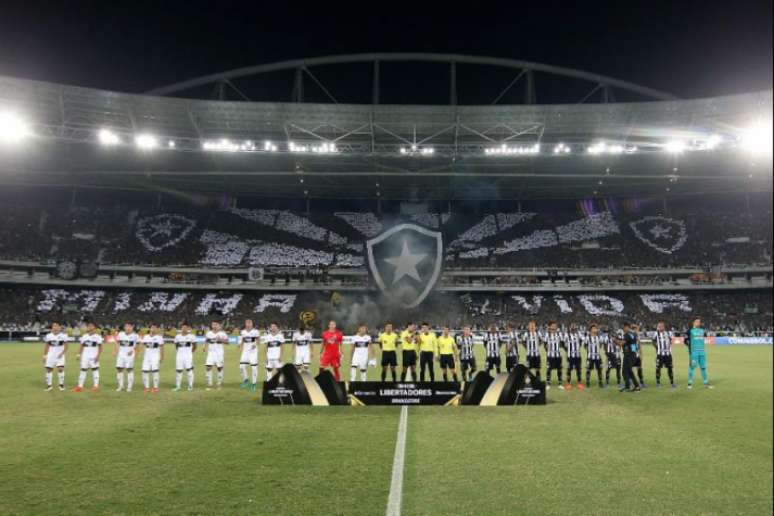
left=386, top=405, right=408, bottom=516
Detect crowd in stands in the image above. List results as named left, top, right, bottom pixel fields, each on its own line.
left=0, top=197, right=770, bottom=271
left=0, top=287, right=770, bottom=337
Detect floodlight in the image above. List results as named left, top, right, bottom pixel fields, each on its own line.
left=0, top=112, right=29, bottom=144
left=135, top=134, right=158, bottom=150
left=664, top=140, right=687, bottom=154
left=98, top=129, right=120, bottom=146
left=741, top=120, right=773, bottom=155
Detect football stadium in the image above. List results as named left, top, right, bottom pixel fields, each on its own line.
left=0, top=6, right=772, bottom=516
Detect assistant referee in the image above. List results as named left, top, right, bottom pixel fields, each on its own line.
left=378, top=323, right=398, bottom=382
left=418, top=323, right=438, bottom=382
left=437, top=326, right=459, bottom=382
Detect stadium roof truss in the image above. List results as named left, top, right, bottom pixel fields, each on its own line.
left=0, top=53, right=771, bottom=200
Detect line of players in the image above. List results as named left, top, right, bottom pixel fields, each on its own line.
left=43, top=317, right=711, bottom=393
left=42, top=318, right=293, bottom=393
left=371, top=320, right=676, bottom=392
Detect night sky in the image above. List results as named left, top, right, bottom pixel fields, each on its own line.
left=0, top=0, right=771, bottom=103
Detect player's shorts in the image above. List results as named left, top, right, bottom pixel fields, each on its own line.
left=527, top=355, right=541, bottom=370
left=402, top=350, right=417, bottom=367
left=142, top=350, right=161, bottom=371
left=547, top=356, right=562, bottom=369
left=266, top=346, right=282, bottom=362
left=240, top=347, right=259, bottom=366
left=176, top=350, right=194, bottom=370
left=485, top=356, right=501, bottom=370
left=689, top=353, right=706, bottom=369
left=567, top=356, right=581, bottom=369
left=587, top=358, right=602, bottom=369
left=80, top=349, right=100, bottom=369
left=45, top=348, right=66, bottom=368
left=506, top=355, right=519, bottom=371
left=265, top=359, right=282, bottom=370
left=115, top=348, right=136, bottom=369
left=205, top=346, right=225, bottom=368
left=294, top=345, right=310, bottom=366
left=606, top=353, right=620, bottom=368
left=381, top=350, right=397, bottom=367
left=320, top=350, right=341, bottom=369
left=439, top=354, right=455, bottom=369
left=633, top=356, right=642, bottom=368
left=656, top=355, right=673, bottom=369
left=351, top=348, right=369, bottom=370
left=460, top=357, right=476, bottom=371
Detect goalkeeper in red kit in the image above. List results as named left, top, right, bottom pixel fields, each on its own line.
left=320, top=320, right=344, bottom=381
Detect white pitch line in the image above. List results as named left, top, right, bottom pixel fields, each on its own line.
left=386, top=405, right=408, bottom=516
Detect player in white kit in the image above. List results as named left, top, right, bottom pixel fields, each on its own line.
left=43, top=322, right=69, bottom=391
left=114, top=322, right=139, bottom=392
left=204, top=320, right=229, bottom=390
left=349, top=325, right=374, bottom=382
left=173, top=322, right=197, bottom=391
left=239, top=319, right=261, bottom=391
left=292, top=324, right=313, bottom=372
left=73, top=322, right=103, bottom=392
left=140, top=324, right=165, bottom=393
left=262, top=323, right=285, bottom=379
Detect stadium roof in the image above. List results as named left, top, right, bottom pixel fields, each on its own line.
left=0, top=54, right=771, bottom=201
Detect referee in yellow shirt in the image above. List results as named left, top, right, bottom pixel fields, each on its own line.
left=378, top=323, right=399, bottom=382
left=418, top=322, right=438, bottom=382
left=437, top=326, right=459, bottom=382
left=400, top=323, right=417, bottom=381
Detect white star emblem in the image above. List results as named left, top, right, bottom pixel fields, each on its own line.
left=649, top=224, right=671, bottom=239
left=383, top=240, right=427, bottom=284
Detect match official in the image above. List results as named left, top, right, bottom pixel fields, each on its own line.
left=418, top=323, right=438, bottom=382
left=437, top=326, right=459, bottom=382
left=378, top=323, right=398, bottom=382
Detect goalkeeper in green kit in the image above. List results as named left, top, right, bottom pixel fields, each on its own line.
left=687, top=318, right=714, bottom=389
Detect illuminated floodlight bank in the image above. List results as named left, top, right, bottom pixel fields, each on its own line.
left=399, top=144, right=434, bottom=156
left=664, top=140, right=687, bottom=154
left=135, top=134, right=158, bottom=150
left=0, top=112, right=30, bottom=144
left=485, top=143, right=540, bottom=156
left=98, top=129, right=121, bottom=146
left=740, top=120, right=773, bottom=155
left=289, top=141, right=338, bottom=154
left=553, top=143, right=571, bottom=154
left=264, top=140, right=278, bottom=152
left=202, top=138, right=258, bottom=152
left=587, top=142, right=636, bottom=155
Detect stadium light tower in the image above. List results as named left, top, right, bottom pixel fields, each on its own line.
left=0, top=112, right=30, bottom=144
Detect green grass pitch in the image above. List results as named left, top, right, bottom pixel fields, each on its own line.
left=0, top=343, right=771, bottom=515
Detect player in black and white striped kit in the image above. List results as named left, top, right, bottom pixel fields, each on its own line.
left=484, top=325, right=502, bottom=374
left=584, top=324, right=605, bottom=388
left=522, top=320, right=542, bottom=381
left=543, top=322, right=564, bottom=390
left=562, top=324, right=584, bottom=389
left=653, top=322, right=677, bottom=388
left=604, top=330, right=622, bottom=388
left=505, top=323, right=520, bottom=372
left=456, top=325, right=477, bottom=381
